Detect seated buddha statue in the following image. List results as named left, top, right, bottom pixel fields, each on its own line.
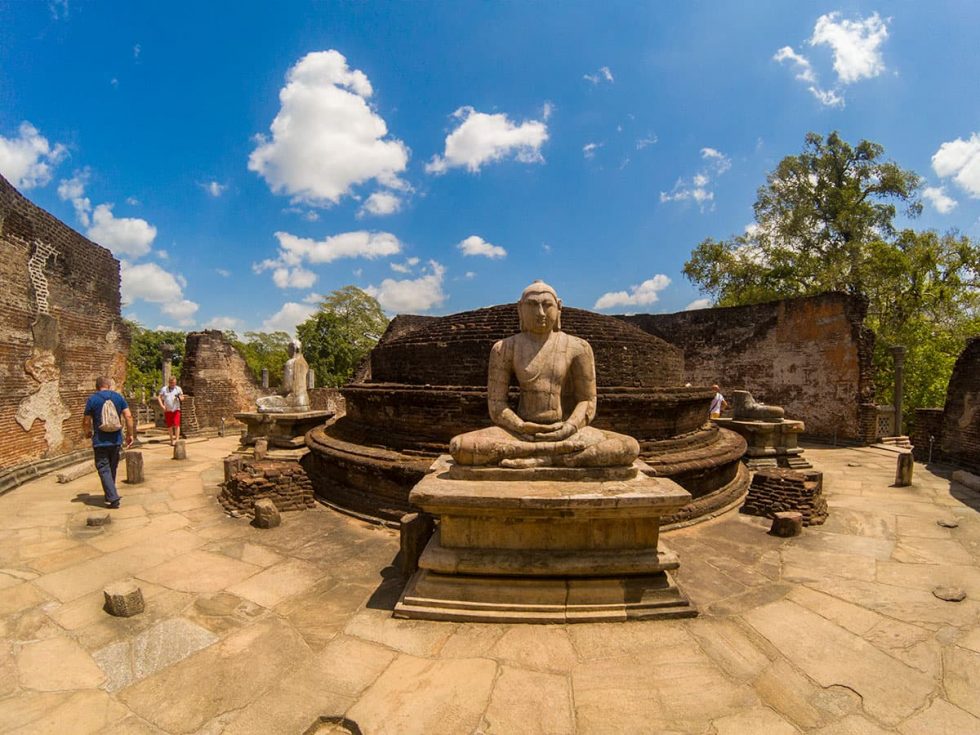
left=257, top=340, right=311, bottom=413
left=449, top=280, right=639, bottom=468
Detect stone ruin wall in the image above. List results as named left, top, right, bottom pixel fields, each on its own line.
left=180, top=330, right=262, bottom=429
left=918, top=337, right=980, bottom=474
left=622, top=293, right=876, bottom=442
left=0, top=174, right=129, bottom=478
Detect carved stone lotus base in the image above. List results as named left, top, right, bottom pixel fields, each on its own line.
left=713, top=417, right=812, bottom=469
left=394, top=456, right=698, bottom=623
left=234, top=410, right=333, bottom=449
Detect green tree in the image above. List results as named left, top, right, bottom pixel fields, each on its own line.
left=229, top=331, right=292, bottom=387
left=297, top=286, right=388, bottom=387
left=683, top=131, right=980, bottom=427
left=123, top=320, right=187, bottom=400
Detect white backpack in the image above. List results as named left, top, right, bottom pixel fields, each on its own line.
left=99, top=397, right=122, bottom=432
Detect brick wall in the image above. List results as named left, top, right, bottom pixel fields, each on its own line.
left=621, top=293, right=876, bottom=442
left=911, top=408, right=945, bottom=463
left=939, top=337, right=980, bottom=473
left=0, top=174, right=128, bottom=476
left=180, top=330, right=262, bottom=428
left=741, top=468, right=827, bottom=526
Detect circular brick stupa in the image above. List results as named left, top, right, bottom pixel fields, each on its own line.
left=305, top=305, right=748, bottom=525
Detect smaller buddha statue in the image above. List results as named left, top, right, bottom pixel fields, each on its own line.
left=256, top=340, right=311, bottom=413
left=449, top=280, right=639, bottom=468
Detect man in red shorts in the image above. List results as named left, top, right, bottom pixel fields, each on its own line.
left=157, top=376, right=185, bottom=445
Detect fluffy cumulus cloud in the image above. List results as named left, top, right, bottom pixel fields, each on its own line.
left=365, top=260, right=446, bottom=313
left=684, top=298, right=712, bottom=311
left=774, top=12, right=887, bottom=107
left=87, top=204, right=157, bottom=258
left=426, top=107, right=548, bottom=174
left=262, top=301, right=318, bottom=332
left=359, top=190, right=403, bottom=217
left=254, top=230, right=402, bottom=288
left=457, top=235, right=506, bottom=259
left=594, top=275, right=671, bottom=310
left=932, top=133, right=980, bottom=198
left=204, top=315, right=243, bottom=330
left=201, top=180, right=226, bottom=197
left=121, top=261, right=183, bottom=304
left=248, top=50, right=409, bottom=207
left=161, top=299, right=200, bottom=326
left=922, top=186, right=957, bottom=214
left=390, top=256, right=419, bottom=273
left=660, top=148, right=731, bottom=210
left=0, top=122, right=67, bottom=190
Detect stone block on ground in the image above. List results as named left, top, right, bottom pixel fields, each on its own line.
left=87, top=513, right=112, bottom=527
left=952, top=470, right=980, bottom=492
left=895, top=451, right=913, bottom=487
left=104, top=581, right=145, bottom=617
left=770, top=511, right=803, bottom=538
left=173, top=440, right=187, bottom=460
left=125, top=450, right=144, bottom=484
left=253, top=498, right=281, bottom=529
left=254, top=439, right=268, bottom=460
left=399, top=512, right=435, bottom=575
left=57, top=461, right=96, bottom=484
left=223, top=455, right=243, bottom=484
left=742, top=468, right=826, bottom=526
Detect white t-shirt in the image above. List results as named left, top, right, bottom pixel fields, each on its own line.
left=710, top=392, right=725, bottom=414
left=159, top=385, right=183, bottom=412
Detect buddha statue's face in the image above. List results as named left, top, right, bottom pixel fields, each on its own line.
left=520, top=291, right=560, bottom=335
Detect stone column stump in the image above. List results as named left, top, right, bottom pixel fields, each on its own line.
left=895, top=452, right=914, bottom=487
left=223, top=455, right=243, bottom=484
left=770, top=511, right=803, bottom=537
left=253, top=498, right=281, bottom=528
left=254, top=438, right=268, bottom=460
left=399, top=512, right=435, bottom=575
left=124, top=450, right=144, bottom=484
left=173, top=440, right=187, bottom=460
left=104, top=581, right=145, bottom=617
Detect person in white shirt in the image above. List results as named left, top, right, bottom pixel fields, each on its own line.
left=157, top=376, right=185, bottom=445
left=710, top=384, right=729, bottom=419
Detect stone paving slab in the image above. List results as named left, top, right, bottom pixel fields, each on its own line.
left=0, top=436, right=979, bottom=733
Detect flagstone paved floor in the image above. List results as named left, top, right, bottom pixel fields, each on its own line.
left=1, top=435, right=979, bottom=734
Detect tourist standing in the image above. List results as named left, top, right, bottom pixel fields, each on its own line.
left=157, top=376, right=184, bottom=445
left=83, top=376, right=134, bottom=509
left=710, top=384, right=729, bottom=419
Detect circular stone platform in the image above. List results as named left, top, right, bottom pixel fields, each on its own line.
left=306, top=304, right=749, bottom=526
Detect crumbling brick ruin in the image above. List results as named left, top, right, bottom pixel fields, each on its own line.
left=218, top=458, right=315, bottom=515
left=913, top=337, right=980, bottom=473
left=622, top=293, right=876, bottom=443
left=180, top=330, right=263, bottom=430
left=0, top=174, right=129, bottom=490
left=741, top=468, right=827, bottom=526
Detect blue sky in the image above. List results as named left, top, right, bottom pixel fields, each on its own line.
left=2, top=1, right=978, bottom=334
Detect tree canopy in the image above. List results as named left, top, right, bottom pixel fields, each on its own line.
left=228, top=331, right=292, bottom=387
left=683, top=131, right=980, bottom=426
left=123, top=320, right=186, bottom=400
left=297, top=286, right=388, bottom=387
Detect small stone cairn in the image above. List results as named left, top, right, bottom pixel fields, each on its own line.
left=741, top=468, right=827, bottom=526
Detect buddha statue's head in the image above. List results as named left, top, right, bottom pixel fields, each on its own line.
left=518, top=280, right=562, bottom=334
left=288, top=339, right=302, bottom=356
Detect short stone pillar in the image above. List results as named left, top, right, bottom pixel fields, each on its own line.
left=124, top=450, right=144, bottom=484
left=254, top=438, right=268, bottom=460
left=104, top=582, right=145, bottom=617
left=307, top=370, right=315, bottom=390
left=895, top=452, right=914, bottom=487
left=399, top=512, right=435, bottom=576
left=253, top=498, right=281, bottom=528
left=891, top=345, right=907, bottom=436
left=173, top=439, right=187, bottom=460
left=224, top=455, right=244, bottom=484
left=261, top=368, right=269, bottom=389
left=770, top=511, right=803, bottom=537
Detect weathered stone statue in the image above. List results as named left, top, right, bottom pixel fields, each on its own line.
left=731, top=390, right=785, bottom=421
left=450, top=280, right=639, bottom=468
left=256, top=340, right=310, bottom=413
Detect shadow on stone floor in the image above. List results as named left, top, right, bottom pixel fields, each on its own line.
left=364, top=561, right=407, bottom=611
left=70, top=492, right=110, bottom=508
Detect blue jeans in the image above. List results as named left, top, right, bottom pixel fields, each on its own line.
left=94, top=445, right=121, bottom=504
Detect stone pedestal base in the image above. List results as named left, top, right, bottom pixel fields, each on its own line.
left=393, top=456, right=698, bottom=624
left=713, top=417, right=811, bottom=469
left=234, top=411, right=332, bottom=449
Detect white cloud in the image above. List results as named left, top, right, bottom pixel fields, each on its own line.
left=121, top=261, right=184, bottom=304
left=583, top=142, right=602, bottom=160
left=810, top=12, right=888, bottom=84
left=465, top=271, right=476, bottom=279
left=932, top=133, right=980, bottom=198
left=773, top=46, right=816, bottom=83
left=248, top=50, right=409, bottom=207
left=426, top=106, right=548, bottom=174
left=254, top=230, right=402, bottom=289
left=541, top=101, right=555, bottom=120
left=126, top=196, right=140, bottom=206
left=133, top=43, right=141, bottom=59
left=86, top=203, right=157, bottom=258
left=390, top=256, right=420, bottom=273
left=594, top=275, right=671, bottom=310
left=359, top=190, right=403, bottom=217
left=584, top=66, right=614, bottom=85
left=660, top=148, right=731, bottom=211
left=161, top=299, right=199, bottom=326
left=922, top=186, right=957, bottom=214
left=636, top=134, right=658, bottom=150
left=202, top=180, right=226, bottom=197
left=365, top=260, right=446, bottom=313
left=215, top=268, right=231, bottom=277
left=204, top=316, right=242, bottom=330
left=262, top=301, right=317, bottom=332
left=684, top=298, right=712, bottom=311
left=0, top=122, right=67, bottom=190
left=457, top=235, right=506, bottom=259
left=271, top=265, right=317, bottom=289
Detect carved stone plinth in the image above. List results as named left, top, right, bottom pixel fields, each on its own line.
left=713, top=416, right=811, bottom=469
left=394, top=456, right=697, bottom=623
left=235, top=411, right=333, bottom=449
left=104, top=582, right=145, bottom=617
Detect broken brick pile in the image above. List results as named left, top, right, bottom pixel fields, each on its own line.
left=740, top=468, right=827, bottom=526
left=218, top=458, right=315, bottom=516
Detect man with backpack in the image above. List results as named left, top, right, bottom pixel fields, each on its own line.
left=83, top=376, right=135, bottom=509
